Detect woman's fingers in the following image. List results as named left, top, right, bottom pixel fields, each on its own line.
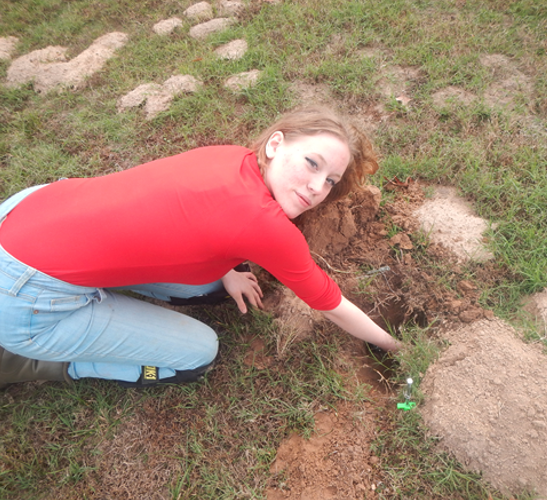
left=221, top=269, right=264, bottom=314
left=242, top=277, right=264, bottom=310
left=242, top=272, right=258, bottom=283
left=238, top=295, right=247, bottom=314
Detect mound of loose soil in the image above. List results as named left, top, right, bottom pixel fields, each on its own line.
left=414, top=186, right=494, bottom=263
left=421, top=319, right=547, bottom=498
left=5, top=32, right=128, bottom=92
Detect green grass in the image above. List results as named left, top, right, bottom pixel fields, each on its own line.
left=1, top=0, right=546, bottom=498
left=0, top=309, right=364, bottom=499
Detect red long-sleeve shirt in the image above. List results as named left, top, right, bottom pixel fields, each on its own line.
left=0, top=145, right=342, bottom=310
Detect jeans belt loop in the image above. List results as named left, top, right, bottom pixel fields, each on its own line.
left=97, top=288, right=107, bottom=303
left=9, top=267, right=37, bottom=296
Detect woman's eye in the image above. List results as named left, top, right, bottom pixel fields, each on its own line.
left=306, top=157, right=318, bottom=169
left=326, top=178, right=336, bottom=187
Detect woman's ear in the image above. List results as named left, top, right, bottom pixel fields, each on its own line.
left=265, top=131, right=284, bottom=159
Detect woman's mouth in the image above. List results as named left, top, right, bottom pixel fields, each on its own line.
left=296, top=192, right=311, bottom=207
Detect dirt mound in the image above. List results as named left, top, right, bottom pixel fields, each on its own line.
left=414, top=186, right=494, bottom=263
left=298, top=185, right=382, bottom=257
left=262, top=185, right=383, bottom=344
left=421, top=319, right=547, bottom=498
left=5, top=32, right=128, bottom=92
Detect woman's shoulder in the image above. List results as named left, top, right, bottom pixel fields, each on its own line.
left=182, top=144, right=253, bottom=161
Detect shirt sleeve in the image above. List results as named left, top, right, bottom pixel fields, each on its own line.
left=236, top=208, right=343, bottom=311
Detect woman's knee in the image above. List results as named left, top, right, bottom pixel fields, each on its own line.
left=194, top=323, right=219, bottom=367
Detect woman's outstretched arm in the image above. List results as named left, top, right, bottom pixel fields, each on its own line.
left=321, top=296, right=402, bottom=352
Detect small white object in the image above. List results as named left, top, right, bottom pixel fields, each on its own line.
left=404, top=378, right=413, bottom=400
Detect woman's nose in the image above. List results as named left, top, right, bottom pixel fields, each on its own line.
left=307, top=175, right=324, bottom=193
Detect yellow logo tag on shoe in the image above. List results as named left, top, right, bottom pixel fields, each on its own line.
left=143, top=366, right=158, bottom=382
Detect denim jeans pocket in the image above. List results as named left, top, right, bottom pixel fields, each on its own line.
left=26, top=292, right=98, bottom=351
left=49, top=294, right=95, bottom=312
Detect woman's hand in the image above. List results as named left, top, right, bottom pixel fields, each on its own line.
left=221, top=269, right=264, bottom=314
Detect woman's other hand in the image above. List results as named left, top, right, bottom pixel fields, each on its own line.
left=221, top=269, right=264, bottom=314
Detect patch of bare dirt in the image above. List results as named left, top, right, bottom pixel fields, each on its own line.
left=264, top=331, right=392, bottom=500
left=266, top=174, right=547, bottom=498
left=289, top=81, right=333, bottom=107
left=117, top=75, right=202, bottom=120
left=431, top=52, right=535, bottom=112
left=421, top=319, right=547, bottom=499
left=266, top=402, right=381, bottom=500
left=5, top=32, right=128, bottom=92
left=432, top=85, right=477, bottom=108
left=480, top=53, right=533, bottom=109
left=414, top=186, right=495, bottom=263
left=376, top=65, right=421, bottom=101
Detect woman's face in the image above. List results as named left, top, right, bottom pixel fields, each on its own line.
left=262, top=132, right=351, bottom=219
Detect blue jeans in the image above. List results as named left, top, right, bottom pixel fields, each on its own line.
left=0, top=186, right=220, bottom=382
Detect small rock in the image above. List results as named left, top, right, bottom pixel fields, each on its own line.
left=153, top=17, right=183, bottom=35
left=457, top=280, right=478, bottom=294
left=484, top=309, right=495, bottom=320
left=224, top=69, right=261, bottom=91
left=183, top=2, right=213, bottom=21
left=389, top=232, right=413, bottom=250
left=189, top=18, right=235, bottom=40
left=214, top=39, right=247, bottom=60
left=447, top=300, right=464, bottom=313
left=459, top=308, right=483, bottom=323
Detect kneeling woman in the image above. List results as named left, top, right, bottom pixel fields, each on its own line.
left=0, top=107, right=400, bottom=389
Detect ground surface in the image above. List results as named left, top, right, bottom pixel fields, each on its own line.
left=421, top=318, right=547, bottom=499
left=266, top=180, right=547, bottom=499
left=3, top=10, right=547, bottom=499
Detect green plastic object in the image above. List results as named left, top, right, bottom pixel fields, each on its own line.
left=397, top=401, right=416, bottom=411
